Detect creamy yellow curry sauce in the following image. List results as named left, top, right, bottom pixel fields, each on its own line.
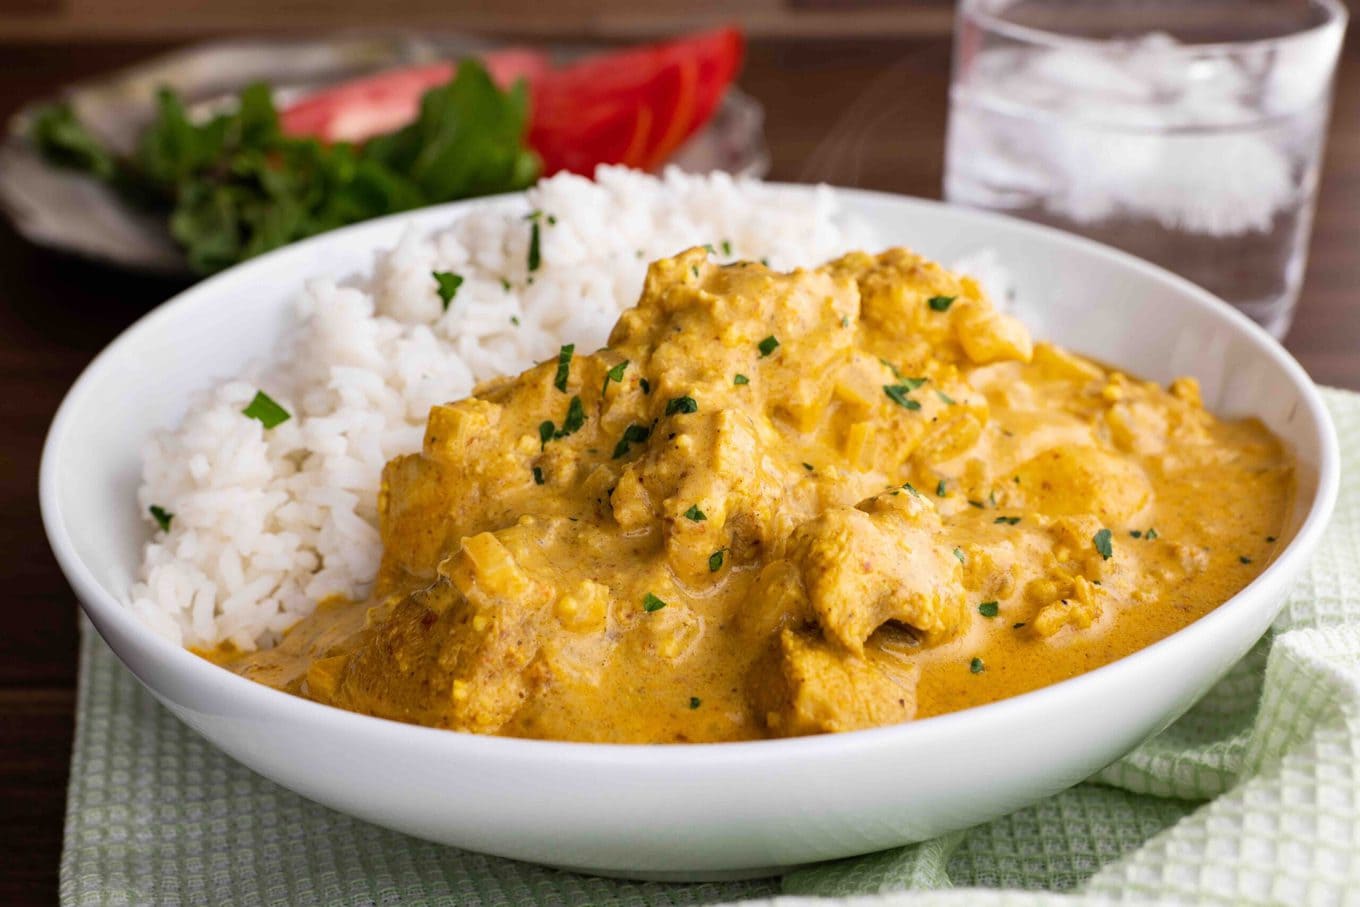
left=209, top=248, right=1293, bottom=742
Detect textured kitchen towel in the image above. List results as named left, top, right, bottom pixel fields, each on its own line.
left=60, top=387, right=1359, bottom=907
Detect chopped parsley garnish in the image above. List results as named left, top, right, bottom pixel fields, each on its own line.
left=527, top=219, right=542, bottom=272
left=510, top=315, right=520, bottom=326
left=733, top=373, right=750, bottom=386
left=691, top=265, right=700, bottom=278
left=602, top=360, right=629, bottom=394
left=432, top=271, right=463, bottom=311
left=928, top=295, right=956, bottom=312
left=903, top=482, right=921, bottom=498
left=953, top=547, right=966, bottom=564
left=884, top=385, right=923, bottom=410
left=640, top=378, right=652, bottom=395
left=840, top=316, right=850, bottom=328
left=969, top=657, right=985, bottom=674
left=553, top=344, right=575, bottom=392
left=702, top=243, right=716, bottom=255
left=149, top=505, right=173, bottom=532
left=689, top=696, right=702, bottom=709
left=665, top=395, right=699, bottom=416
left=989, top=491, right=997, bottom=507
left=968, top=499, right=985, bottom=509
left=1130, top=530, right=1143, bottom=538
left=709, top=549, right=725, bottom=572
left=721, top=240, right=732, bottom=256
left=802, top=462, right=815, bottom=472
left=501, top=277, right=512, bottom=292
left=758, top=336, right=780, bottom=357
left=558, top=395, right=586, bottom=436
left=532, top=466, right=545, bottom=485
left=937, top=479, right=947, bottom=496
left=760, top=257, right=771, bottom=267
left=1239, top=555, right=1253, bottom=564
left=1093, top=528, right=1114, bottom=560
left=1145, top=528, right=1159, bottom=540
left=643, top=593, right=668, bottom=613
left=978, top=601, right=999, bottom=618
left=538, top=420, right=555, bottom=448
left=937, top=390, right=956, bottom=405
left=242, top=391, right=290, bottom=429
left=1013, top=622, right=1026, bottom=629
left=994, top=516, right=1021, bottom=525
left=1266, top=535, right=1277, bottom=543
left=612, top=423, right=651, bottom=459
left=879, top=358, right=905, bottom=380
left=684, top=505, right=707, bottom=522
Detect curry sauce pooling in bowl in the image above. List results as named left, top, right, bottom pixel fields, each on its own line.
left=209, top=248, right=1294, bottom=742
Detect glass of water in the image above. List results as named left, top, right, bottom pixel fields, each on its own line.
left=944, top=0, right=1347, bottom=339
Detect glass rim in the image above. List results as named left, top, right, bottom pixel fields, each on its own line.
left=958, top=0, right=1349, bottom=56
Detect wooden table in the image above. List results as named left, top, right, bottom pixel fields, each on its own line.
left=1, top=35, right=1355, bottom=905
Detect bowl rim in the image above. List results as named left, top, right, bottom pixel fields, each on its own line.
left=39, top=183, right=1341, bottom=765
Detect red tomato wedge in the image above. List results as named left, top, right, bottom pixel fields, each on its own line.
left=278, top=28, right=744, bottom=175
left=530, top=28, right=744, bottom=174
left=279, top=49, right=550, bottom=143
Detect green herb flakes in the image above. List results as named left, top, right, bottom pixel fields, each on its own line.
left=1130, top=530, right=1143, bottom=538
left=954, top=547, right=966, bottom=564
left=689, top=696, right=702, bottom=709
left=928, top=295, right=956, bottom=312
left=802, top=462, right=815, bottom=472
left=665, top=395, right=699, bottom=416
left=1145, top=528, right=1159, bottom=540
left=937, top=479, right=947, bottom=496
left=733, top=373, right=750, bottom=386
left=643, top=593, right=667, bottom=613
left=242, top=391, right=290, bottom=429
left=558, top=395, right=586, bottom=436
left=978, top=601, right=999, bottom=618
left=994, top=516, right=1021, bottom=525
left=1239, top=555, right=1253, bottom=564
left=640, top=378, right=652, bottom=395
left=684, top=505, right=707, bottom=522
left=902, top=482, right=921, bottom=498
left=937, top=390, right=956, bottom=405
left=721, top=240, right=732, bottom=256
left=149, top=505, right=173, bottom=532
left=968, top=499, right=984, bottom=509
left=532, top=466, right=545, bottom=485
left=758, top=336, right=780, bottom=357
left=708, top=550, right=725, bottom=572
left=528, top=219, right=542, bottom=272
left=969, top=657, right=985, bottom=674
left=884, top=385, right=923, bottom=410
left=603, top=360, right=629, bottom=394
left=553, top=344, right=575, bottom=392
left=1094, top=528, right=1114, bottom=560
left=612, top=423, right=652, bottom=459
left=538, top=420, right=555, bottom=448
left=432, top=271, right=463, bottom=311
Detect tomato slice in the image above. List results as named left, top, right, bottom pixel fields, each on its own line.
left=279, top=49, right=550, bottom=143
left=531, top=27, right=744, bottom=175
left=277, top=29, right=744, bottom=174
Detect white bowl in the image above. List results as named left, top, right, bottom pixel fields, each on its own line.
left=41, top=187, right=1339, bottom=880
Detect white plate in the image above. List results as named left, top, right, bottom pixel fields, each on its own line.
left=40, top=187, right=1339, bottom=880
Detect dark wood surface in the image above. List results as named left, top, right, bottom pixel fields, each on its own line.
left=0, top=34, right=1356, bottom=905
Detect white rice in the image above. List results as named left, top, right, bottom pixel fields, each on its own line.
left=129, top=166, right=883, bottom=651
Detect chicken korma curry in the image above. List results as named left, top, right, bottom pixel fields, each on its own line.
left=211, top=248, right=1293, bottom=742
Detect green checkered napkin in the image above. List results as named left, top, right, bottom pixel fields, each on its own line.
left=61, top=388, right=1360, bottom=906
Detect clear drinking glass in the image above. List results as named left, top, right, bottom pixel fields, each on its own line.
left=944, top=0, right=1348, bottom=339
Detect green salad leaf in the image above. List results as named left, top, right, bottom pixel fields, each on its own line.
left=30, top=61, right=540, bottom=274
